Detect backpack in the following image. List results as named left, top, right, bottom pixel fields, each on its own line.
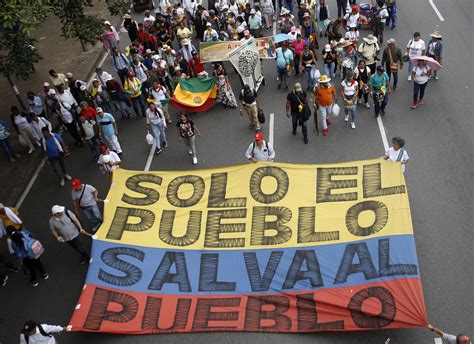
left=23, top=232, right=44, bottom=260
left=23, top=324, right=51, bottom=343
left=252, top=141, right=272, bottom=158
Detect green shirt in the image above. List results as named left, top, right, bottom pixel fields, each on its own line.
left=369, top=72, right=389, bottom=91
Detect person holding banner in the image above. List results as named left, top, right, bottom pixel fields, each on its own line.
left=427, top=324, right=470, bottom=344
left=245, top=132, right=275, bottom=162
left=383, top=136, right=409, bottom=173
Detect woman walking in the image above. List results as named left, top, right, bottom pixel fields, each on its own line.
left=316, top=0, right=330, bottom=38
left=300, top=44, right=318, bottom=90
left=426, top=30, right=443, bottom=80
left=176, top=113, right=201, bottom=165
left=354, top=60, right=371, bottom=109
left=322, top=44, right=336, bottom=80
left=6, top=226, right=48, bottom=287
left=10, top=107, right=39, bottom=154
left=260, top=0, right=274, bottom=31
left=145, top=102, right=168, bottom=155
left=340, top=71, right=359, bottom=129
left=410, top=59, right=431, bottom=109
left=213, top=64, right=238, bottom=108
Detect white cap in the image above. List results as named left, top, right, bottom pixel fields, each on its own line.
left=52, top=205, right=65, bottom=215
left=43, top=82, right=50, bottom=87
left=47, top=89, right=56, bottom=96
left=250, top=9, right=256, bottom=14
left=206, top=22, right=212, bottom=26
left=96, top=107, right=104, bottom=113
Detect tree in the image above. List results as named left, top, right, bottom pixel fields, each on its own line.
left=105, top=0, right=134, bottom=16
left=0, top=0, right=51, bottom=109
left=49, top=0, right=104, bottom=51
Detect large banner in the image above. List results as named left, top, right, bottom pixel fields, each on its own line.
left=200, top=36, right=276, bottom=63
left=69, top=160, right=427, bottom=334
left=228, top=38, right=264, bottom=91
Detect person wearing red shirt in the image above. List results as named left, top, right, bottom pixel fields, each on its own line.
left=79, top=102, right=97, bottom=120
left=191, top=51, right=208, bottom=77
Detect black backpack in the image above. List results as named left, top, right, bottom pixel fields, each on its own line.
left=23, top=324, right=51, bottom=343
left=252, top=141, right=272, bottom=158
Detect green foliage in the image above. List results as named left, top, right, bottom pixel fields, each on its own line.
left=50, top=0, right=104, bottom=47
left=0, top=0, right=51, bottom=35
left=106, top=0, right=134, bottom=16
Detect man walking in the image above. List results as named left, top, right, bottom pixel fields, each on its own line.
left=381, top=39, right=403, bottom=90
left=286, top=83, right=310, bottom=144
left=49, top=205, right=90, bottom=265
left=96, top=107, right=122, bottom=156
left=275, top=44, right=294, bottom=90
left=71, top=179, right=103, bottom=232
left=111, top=47, right=131, bottom=85
left=245, top=132, right=275, bottom=162
left=239, top=85, right=261, bottom=131
left=41, top=127, right=72, bottom=187
left=368, top=66, right=391, bottom=118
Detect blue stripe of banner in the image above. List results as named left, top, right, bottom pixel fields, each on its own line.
left=86, top=235, right=420, bottom=295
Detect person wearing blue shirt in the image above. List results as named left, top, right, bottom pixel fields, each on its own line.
left=275, top=44, right=294, bottom=90
left=96, top=107, right=122, bottom=155
left=41, top=127, right=72, bottom=187
left=368, top=65, right=391, bottom=118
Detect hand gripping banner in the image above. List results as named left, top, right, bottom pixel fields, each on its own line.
left=68, top=160, right=427, bottom=334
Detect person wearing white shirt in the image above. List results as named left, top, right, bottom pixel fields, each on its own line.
left=27, top=92, right=45, bottom=117
left=143, top=10, right=156, bottom=31
left=55, top=85, right=78, bottom=111
left=406, top=32, right=425, bottom=81
left=245, top=133, right=275, bottom=162
left=97, top=146, right=121, bottom=180
left=20, top=320, right=65, bottom=344
left=149, top=81, right=171, bottom=123
left=410, top=60, right=431, bottom=109
left=54, top=98, right=83, bottom=146
left=145, top=102, right=168, bottom=154
left=383, top=136, right=409, bottom=173
left=30, top=113, right=52, bottom=141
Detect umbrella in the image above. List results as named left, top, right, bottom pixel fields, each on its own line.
left=274, top=33, right=289, bottom=44
left=410, top=55, right=442, bottom=71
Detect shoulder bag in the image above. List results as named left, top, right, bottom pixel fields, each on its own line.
left=387, top=47, right=398, bottom=72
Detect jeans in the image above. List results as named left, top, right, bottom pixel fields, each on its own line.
left=22, top=257, right=46, bottom=283
left=82, top=204, right=103, bottom=229
left=66, top=235, right=90, bottom=262
left=387, top=3, right=397, bottom=28
left=320, top=105, right=332, bottom=129
left=86, top=137, right=101, bottom=157
left=408, top=61, right=415, bottom=77
left=0, top=138, right=15, bottom=159
left=324, top=62, right=335, bottom=80
left=285, top=0, right=293, bottom=13
left=150, top=121, right=167, bottom=150
left=130, top=95, right=146, bottom=117
left=291, top=112, right=308, bottom=138
left=373, top=93, right=388, bottom=116
left=413, top=82, right=428, bottom=103
left=294, top=55, right=301, bottom=75
left=337, top=0, right=347, bottom=17
left=114, top=100, right=130, bottom=118
left=49, top=155, right=68, bottom=180
left=387, top=70, right=399, bottom=89
left=183, top=135, right=197, bottom=158
left=344, top=95, right=357, bottom=122
left=277, top=67, right=289, bottom=89
left=304, top=66, right=315, bottom=89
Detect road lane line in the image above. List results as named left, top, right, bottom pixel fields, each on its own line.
left=377, top=116, right=390, bottom=152
left=269, top=112, right=275, bottom=147
left=144, top=142, right=156, bottom=171
left=429, top=0, right=445, bottom=21
left=15, top=158, right=46, bottom=209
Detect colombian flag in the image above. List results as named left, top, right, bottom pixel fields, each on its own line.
left=171, top=77, right=217, bottom=113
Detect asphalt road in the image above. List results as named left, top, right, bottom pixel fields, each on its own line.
left=1, top=0, right=473, bottom=343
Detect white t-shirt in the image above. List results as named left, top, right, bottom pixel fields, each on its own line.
left=81, top=119, right=96, bottom=140
left=344, top=13, right=359, bottom=26
left=341, top=79, right=358, bottom=96
left=407, top=39, right=426, bottom=59
left=13, top=115, right=30, bottom=130
left=379, top=8, right=389, bottom=24
left=386, top=147, right=409, bottom=173
left=97, top=151, right=121, bottom=173
left=413, top=65, right=431, bottom=84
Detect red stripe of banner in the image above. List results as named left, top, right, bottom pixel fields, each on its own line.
left=170, top=97, right=216, bottom=113
left=69, top=278, right=427, bottom=334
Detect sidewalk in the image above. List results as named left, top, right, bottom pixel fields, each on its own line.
left=0, top=1, right=120, bottom=206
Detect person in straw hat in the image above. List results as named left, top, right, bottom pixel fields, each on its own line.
left=359, top=34, right=379, bottom=74
left=313, top=75, right=336, bottom=136
left=426, top=30, right=443, bottom=80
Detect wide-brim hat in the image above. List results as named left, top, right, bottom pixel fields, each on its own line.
left=318, top=75, right=331, bottom=83
left=340, top=39, right=352, bottom=47
left=280, top=7, right=289, bottom=15
left=430, top=30, right=442, bottom=39
left=363, top=34, right=377, bottom=44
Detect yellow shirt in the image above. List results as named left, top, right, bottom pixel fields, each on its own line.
left=0, top=207, right=22, bottom=230
left=124, top=78, right=142, bottom=98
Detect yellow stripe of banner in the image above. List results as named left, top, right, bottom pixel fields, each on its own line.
left=173, top=85, right=216, bottom=107
left=96, top=159, right=414, bottom=250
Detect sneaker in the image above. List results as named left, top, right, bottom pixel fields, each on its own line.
left=41, top=273, right=49, bottom=280
left=192, top=157, right=198, bottom=165
left=365, top=102, right=370, bottom=109
left=418, top=99, right=424, bottom=105
left=292, top=128, right=297, bottom=135
left=1, top=275, right=7, bottom=287
left=393, top=86, right=398, bottom=91
left=59, top=179, right=65, bottom=187
left=351, top=122, right=355, bottom=129
left=322, top=129, right=328, bottom=136
left=344, top=114, right=349, bottom=122
left=30, top=280, right=39, bottom=287
left=188, top=149, right=193, bottom=155
left=434, top=75, right=439, bottom=80
left=407, top=75, right=412, bottom=81
left=410, top=103, right=417, bottom=109
left=155, top=148, right=162, bottom=155
left=303, top=137, right=308, bottom=144
left=64, top=174, right=72, bottom=180
left=27, top=148, right=34, bottom=154
left=326, top=119, right=332, bottom=125
left=162, top=141, right=168, bottom=148
left=358, top=98, right=362, bottom=104
left=7, top=265, right=20, bottom=272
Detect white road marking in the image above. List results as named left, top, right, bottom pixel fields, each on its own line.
left=377, top=116, right=390, bottom=152
left=15, top=158, right=46, bottom=209
left=429, top=0, right=445, bottom=21
left=269, top=112, right=275, bottom=147
left=144, top=142, right=156, bottom=171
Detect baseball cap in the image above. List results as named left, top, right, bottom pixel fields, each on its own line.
left=65, top=72, right=73, bottom=78
left=250, top=9, right=256, bottom=14
left=22, top=321, right=37, bottom=333
left=255, top=133, right=264, bottom=141
left=71, top=179, right=81, bottom=189
left=47, top=89, right=56, bottom=96
left=51, top=205, right=65, bottom=215
left=294, top=83, right=302, bottom=92
left=324, top=44, right=331, bottom=52
left=96, top=107, right=104, bottom=113
left=43, top=82, right=50, bottom=87
left=387, top=38, right=396, bottom=44
left=100, top=145, right=108, bottom=152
